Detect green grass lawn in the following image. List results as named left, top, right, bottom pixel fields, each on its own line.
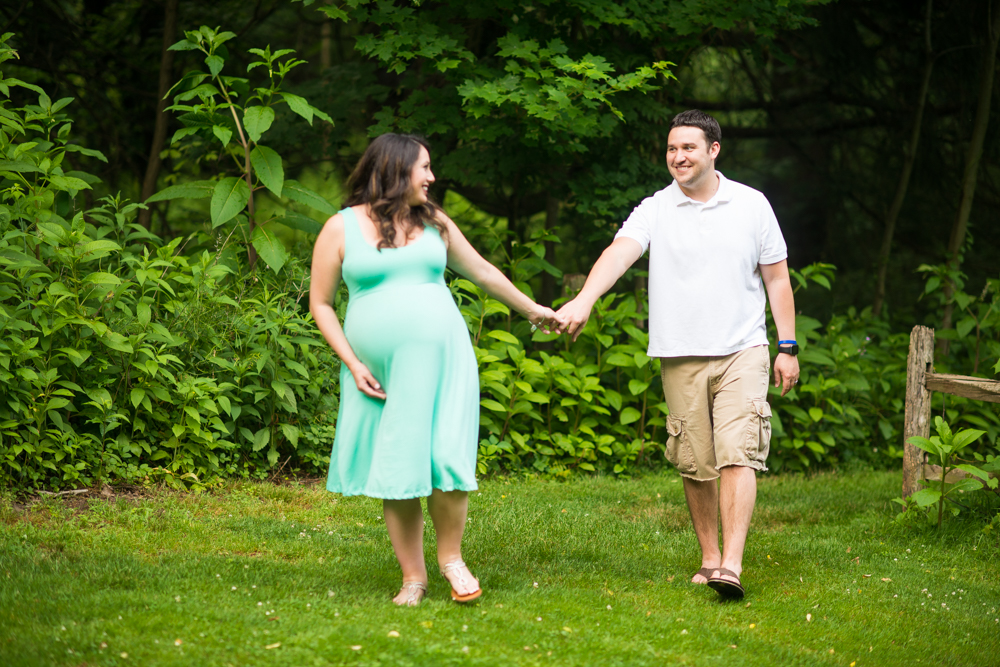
left=1, top=470, right=998, bottom=666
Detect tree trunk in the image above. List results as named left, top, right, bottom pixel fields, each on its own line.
left=138, top=0, right=178, bottom=230
left=873, top=0, right=934, bottom=318
left=541, top=195, right=559, bottom=307
left=940, top=0, right=1000, bottom=343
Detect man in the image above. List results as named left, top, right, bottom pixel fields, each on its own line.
left=556, top=110, right=799, bottom=599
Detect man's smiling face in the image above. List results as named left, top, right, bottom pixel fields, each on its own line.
left=666, top=125, right=720, bottom=191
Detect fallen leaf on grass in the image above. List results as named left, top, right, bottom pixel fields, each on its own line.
left=806, top=614, right=812, bottom=622
left=863, top=574, right=872, bottom=578
left=882, top=578, right=892, bottom=582
left=174, top=639, right=182, bottom=646
left=388, top=631, right=400, bottom=638
left=350, top=645, right=362, bottom=651
left=265, top=643, right=281, bottom=649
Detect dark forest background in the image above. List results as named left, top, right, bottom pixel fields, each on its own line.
left=5, top=0, right=999, bottom=330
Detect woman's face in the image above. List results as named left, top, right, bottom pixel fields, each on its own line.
left=407, top=145, right=435, bottom=206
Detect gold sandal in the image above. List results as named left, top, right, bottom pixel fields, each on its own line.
left=394, top=581, right=427, bottom=606
left=440, top=560, right=482, bottom=603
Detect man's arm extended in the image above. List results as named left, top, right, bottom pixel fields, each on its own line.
left=556, top=237, right=644, bottom=341
left=760, top=260, right=800, bottom=396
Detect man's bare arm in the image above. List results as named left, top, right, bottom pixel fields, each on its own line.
left=760, top=260, right=800, bottom=396
left=557, top=237, right=644, bottom=341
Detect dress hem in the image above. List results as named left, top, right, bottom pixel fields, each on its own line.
left=327, top=484, right=479, bottom=500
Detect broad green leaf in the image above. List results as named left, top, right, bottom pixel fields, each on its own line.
left=250, top=145, right=283, bottom=196
left=84, top=272, right=121, bottom=286
left=218, top=395, right=232, bottom=416
left=605, top=353, right=634, bottom=367
left=808, top=407, right=824, bottom=422
left=909, top=488, right=941, bottom=508
left=951, top=429, right=985, bottom=451
left=0, top=159, right=42, bottom=173
left=954, top=464, right=991, bottom=481
left=480, top=399, right=507, bottom=413
left=282, top=179, right=336, bottom=215
left=282, top=93, right=313, bottom=124
left=251, top=224, right=289, bottom=273
left=62, top=144, right=108, bottom=162
left=486, top=330, right=520, bottom=345
left=136, top=302, right=151, bottom=326
left=243, top=106, right=275, bottom=143
left=47, top=174, right=91, bottom=191
left=78, top=240, right=121, bottom=262
left=146, top=180, right=215, bottom=203
left=280, top=423, right=300, bottom=448
left=628, top=379, right=649, bottom=395
left=102, top=333, right=133, bottom=354
left=168, top=38, right=200, bottom=51
left=57, top=347, right=91, bottom=367
left=252, top=427, right=270, bottom=452
left=205, top=54, right=225, bottom=77
left=620, top=407, right=641, bottom=425
left=130, top=388, right=146, bottom=409
left=212, top=124, right=232, bottom=147
left=956, top=317, right=976, bottom=340
left=274, top=212, right=323, bottom=235
left=211, top=177, right=250, bottom=228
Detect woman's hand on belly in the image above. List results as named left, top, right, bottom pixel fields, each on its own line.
left=350, top=361, right=387, bottom=400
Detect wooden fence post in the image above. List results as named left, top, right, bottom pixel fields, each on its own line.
left=902, top=325, right=935, bottom=498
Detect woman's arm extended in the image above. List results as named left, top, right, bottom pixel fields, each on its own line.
left=309, top=211, right=386, bottom=400
left=441, top=213, right=559, bottom=329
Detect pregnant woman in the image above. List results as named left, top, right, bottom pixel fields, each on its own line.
left=309, top=133, right=559, bottom=606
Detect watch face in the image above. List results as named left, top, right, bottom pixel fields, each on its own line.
left=778, top=344, right=799, bottom=356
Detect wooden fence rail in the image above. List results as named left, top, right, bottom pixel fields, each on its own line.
left=902, top=325, right=1000, bottom=498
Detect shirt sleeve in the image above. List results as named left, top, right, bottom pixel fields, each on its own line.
left=614, top=196, right=655, bottom=254
left=758, top=196, right=787, bottom=265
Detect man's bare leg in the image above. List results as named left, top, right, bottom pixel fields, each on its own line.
left=683, top=476, right=722, bottom=583
left=712, top=465, right=757, bottom=584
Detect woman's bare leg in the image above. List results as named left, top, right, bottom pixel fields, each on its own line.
left=383, top=498, right=428, bottom=604
left=426, top=489, right=479, bottom=596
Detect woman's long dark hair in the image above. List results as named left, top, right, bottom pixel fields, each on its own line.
left=345, top=133, right=446, bottom=250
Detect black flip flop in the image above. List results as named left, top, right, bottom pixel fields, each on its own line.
left=707, top=568, right=745, bottom=599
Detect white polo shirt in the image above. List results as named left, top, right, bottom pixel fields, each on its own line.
left=615, top=171, right=787, bottom=358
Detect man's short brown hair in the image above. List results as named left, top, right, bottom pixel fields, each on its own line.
left=670, top=110, right=721, bottom=147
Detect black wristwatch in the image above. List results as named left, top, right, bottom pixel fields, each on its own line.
left=777, top=343, right=799, bottom=356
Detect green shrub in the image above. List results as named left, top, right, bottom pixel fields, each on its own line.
left=0, top=33, right=339, bottom=490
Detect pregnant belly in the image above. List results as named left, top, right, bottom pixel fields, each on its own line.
left=343, top=283, right=468, bottom=360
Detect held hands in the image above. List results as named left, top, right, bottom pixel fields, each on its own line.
left=553, top=297, right=593, bottom=342
left=773, top=352, right=800, bottom=397
left=349, top=362, right=387, bottom=400
left=527, top=304, right=563, bottom=334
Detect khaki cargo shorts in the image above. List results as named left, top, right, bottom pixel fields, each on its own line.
left=660, top=344, right=772, bottom=481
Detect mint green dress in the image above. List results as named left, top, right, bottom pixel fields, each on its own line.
left=326, top=207, right=480, bottom=499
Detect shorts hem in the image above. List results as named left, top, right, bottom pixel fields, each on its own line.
left=716, top=461, right=768, bottom=473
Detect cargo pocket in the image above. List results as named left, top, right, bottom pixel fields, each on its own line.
left=665, top=415, right=697, bottom=475
left=748, top=399, right=772, bottom=465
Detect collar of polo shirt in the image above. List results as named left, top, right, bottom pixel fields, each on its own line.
left=670, top=170, right=734, bottom=209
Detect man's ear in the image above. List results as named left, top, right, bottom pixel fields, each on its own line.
left=710, top=141, right=721, bottom=159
